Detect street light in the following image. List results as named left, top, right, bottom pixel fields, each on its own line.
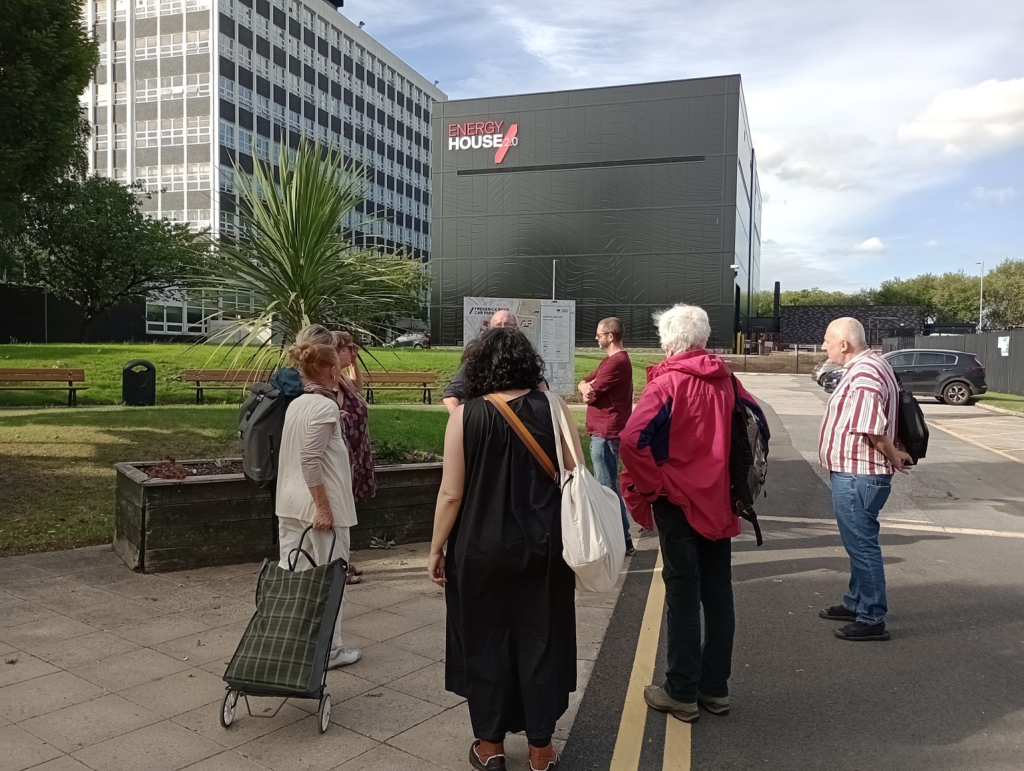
left=552, top=259, right=558, bottom=300
left=976, top=260, right=984, bottom=333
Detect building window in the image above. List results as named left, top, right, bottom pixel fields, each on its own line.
left=218, top=0, right=232, bottom=16
left=136, top=36, right=158, bottom=59
left=159, top=33, right=184, bottom=55
left=187, top=115, right=211, bottom=143
left=219, top=75, right=234, bottom=101
left=238, top=47, right=252, bottom=70
left=136, top=120, right=160, bottom=147
left=162, top=164, right=185, bottom=191
left=185, top=0, right=211, bottom=10
left=114, top=123, right=128, bottom=149
left=113, top=40, right=127, bottom=62
left=219, top=120, right=235, bottom=148
left=219, top=167, right=234, bottom=192
left=256, top=94, right=270, bottom=118
left=238, top=129, right=252, bottom=155
left=187, top=162, right=211, bottom=190
left=219, top=33, right=234, bottom=59
left=255, top=135, right=270, bottom=159
left=161, top=118, right=185, bottom=144
left=160, top=0, right=183, bottom=13
left=136, top=165, right=160, bottom=188
left=273, top=103, right=285, bottom=124
left=256, top=55, right=270, bottom=79
left=186, top=30, right=210, bottom=52
left=95, top=125, right=109, bottom=151
left=238, top=5, right=252, bottom=27
left=238, top=85, right=253, bottom=110
left=288, top=110, right=300, bottom=131
left=95, top=1, right=108, bottom=20
left=256, top=16, right=269, bottom=37
left=303, top=82, right=314, bottom=101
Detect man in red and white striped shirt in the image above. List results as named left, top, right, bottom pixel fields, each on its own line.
left=817, top=318, right=911, bottom=642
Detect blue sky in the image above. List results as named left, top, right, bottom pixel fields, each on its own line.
left=344, top=0, right=1023, bottom=292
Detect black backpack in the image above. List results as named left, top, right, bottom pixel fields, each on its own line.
left=728, top=375, right=770, bottom=546
left=238, top=367, right=304, bottom=489
left=895, top=376, right=929, bottom=464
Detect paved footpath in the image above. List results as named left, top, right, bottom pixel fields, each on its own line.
left=0, top=538, right=630, bottom=771
left=563, top=373, right=1024, bottom=771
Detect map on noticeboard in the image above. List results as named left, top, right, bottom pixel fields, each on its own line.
left=462, top=298, right=577, bottom=396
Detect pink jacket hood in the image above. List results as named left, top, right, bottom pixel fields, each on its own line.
left=620, top=349, right=755, bottom=541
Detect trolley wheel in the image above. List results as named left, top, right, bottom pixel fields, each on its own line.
left=220, top=690, right=238, bottom=728
left=318, top=693, right=332, bottom=734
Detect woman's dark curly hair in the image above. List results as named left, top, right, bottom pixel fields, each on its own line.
left=463, top=327, right=545, bottom=400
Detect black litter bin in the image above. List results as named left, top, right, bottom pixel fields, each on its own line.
left=122, top=360, right=156, bottom=406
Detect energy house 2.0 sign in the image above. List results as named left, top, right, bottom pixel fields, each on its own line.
left=447, top=121, right=519, bottom=164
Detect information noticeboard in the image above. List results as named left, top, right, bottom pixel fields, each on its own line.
left=462, top=297, right=576, bottom=396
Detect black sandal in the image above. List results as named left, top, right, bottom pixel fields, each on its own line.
left=469, top=740, right=507, bottom=771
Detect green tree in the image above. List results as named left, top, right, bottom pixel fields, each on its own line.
left=871, top=274, right=939, bottom=319
left=18, top=175, right=209, bottom=340
left=0, top=0, right=98, bottom=238
left=195, top=141, right=428, bottom=354
left=986, top=258, right=1024, bottom=328
left=932, top=270, right=980, bottom=323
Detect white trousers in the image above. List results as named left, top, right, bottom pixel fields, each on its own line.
left=277, top=517, right=351, bottom=656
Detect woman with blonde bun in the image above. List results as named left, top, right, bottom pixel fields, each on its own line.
left=332, top=330, right=376, bottom=585
left=275, top=323, right=361, bottom=668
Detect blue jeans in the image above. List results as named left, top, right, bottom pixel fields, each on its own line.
left=590, top=435, right=633, bottom=547
left=830, top=472, right=893, bottom=625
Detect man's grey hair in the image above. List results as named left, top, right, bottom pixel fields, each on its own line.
left=654, top=304, right=711, bottom=354
left=828, top=317, right=867, bottom=348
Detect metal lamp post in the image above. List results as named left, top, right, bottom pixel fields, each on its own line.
left=552, top=259, right=558, bottom=300
left=976, top=260, right=984, bottom=333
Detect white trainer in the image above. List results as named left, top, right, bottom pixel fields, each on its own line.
left=328, top=647, right=361, bottom=669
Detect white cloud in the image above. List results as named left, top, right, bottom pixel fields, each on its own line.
left=856, top=237, right=888, bottom=253
left=898, top=78, right=1024, bottom=157
left=968, top=186, right=1018, bottom=203
left=925, top=239, right=941, bottom=247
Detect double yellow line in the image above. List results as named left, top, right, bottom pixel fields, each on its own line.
left=609, top=551, right=691, bottom=771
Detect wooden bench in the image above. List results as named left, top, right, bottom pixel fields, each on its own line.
left=363, top=371, right=437, bottom=404
left=0, top=368, right=89, bottom=407
left=183, top=369, right=272, bottom=404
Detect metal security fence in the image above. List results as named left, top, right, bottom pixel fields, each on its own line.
left=884, top=330, right=1024, bottom=397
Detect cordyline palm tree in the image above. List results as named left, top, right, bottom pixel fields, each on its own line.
left=192, top=140, right=427, bottom=365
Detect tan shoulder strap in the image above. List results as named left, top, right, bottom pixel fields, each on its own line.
left=483, top=394, right=559, bottom=482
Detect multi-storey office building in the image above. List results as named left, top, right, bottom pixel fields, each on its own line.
left=430, top=75, right=761, bottom=348
left=82, top=0, right=445, bottom=336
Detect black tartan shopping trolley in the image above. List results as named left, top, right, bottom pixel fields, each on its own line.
left=220, top=526, right=347, bottom=734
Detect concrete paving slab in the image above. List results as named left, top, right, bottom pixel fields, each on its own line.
left=387, top=702, right=476, bottom=771
left=0, top=671, right=106, bottom=723
left=30, top=630, right=141, bottom=669
left=118, top=667, right=226, bottom=719
left=70, top=718, right=222, bottom=771
left=385, top=622, right=445, bottom=661
left=1, top=722, right=64, bottom=771
left=18, top=693, right=161, bottom=753
left=180, top=749, right=276, bottom=770
left=341, top=608, right=429, bottom=643
left=0, top=616, right=99, bottom=651
left=0, top=601, right=60, bottom=629
left=152, top=621, right=249, bottom=666
left=0, top=651, right=60, bottom=687
left=108, top=611, right=215, bottom=647
left=335, top=744, right=450, bottom=771
left=172, top=698, right=307, bottom=749
left=339, top=642, right=434, bottom=686
left=61, top=595, right=170, bottom=629
left=387, top=661, right=465, bottom=709
left=331, top=685, right=443, bottom=742
left=24, top=756, right=94, bottom=771
left=180, top=599, right=255, bottom=628
left=234, top=715, right=378, bottom=771
left=342, top=581, right=422, bottom=610
left=386, top=594, right=447, bottom=625
left=71, top=647, right=192, bottom=692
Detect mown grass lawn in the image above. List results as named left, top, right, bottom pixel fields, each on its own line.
left=976, top=391, right=1024, bottom=414
left=0, top=402, right=591, bottom=556
left=0, top=343, right=666, bottom=407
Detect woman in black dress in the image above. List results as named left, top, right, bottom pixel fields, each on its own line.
left=429, top=327, right=582, bottom=771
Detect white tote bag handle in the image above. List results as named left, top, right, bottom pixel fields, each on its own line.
left=544, top=391, right=580, bottom=480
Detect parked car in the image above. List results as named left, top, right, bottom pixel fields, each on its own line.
left=819, top=349, right=987, bottom=405
left=812, top=356, right=841, bottom=384
left=386, top=331, right=431, bottom=349
left=884, top=349, right=986, bottom=405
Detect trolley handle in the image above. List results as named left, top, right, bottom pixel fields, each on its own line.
left=287, top=525, right=337, bottom=571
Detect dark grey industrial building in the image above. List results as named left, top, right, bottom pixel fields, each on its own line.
left=429, top=75, right=761, bottom=347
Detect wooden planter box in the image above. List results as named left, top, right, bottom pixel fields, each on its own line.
left=113, top=459, right=443, bottom=573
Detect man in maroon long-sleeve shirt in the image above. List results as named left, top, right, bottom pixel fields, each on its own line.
left=578, top=317, right=635, bottom=555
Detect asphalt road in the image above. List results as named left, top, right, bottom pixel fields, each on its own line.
left=564, top=373, right=1024, bottom=771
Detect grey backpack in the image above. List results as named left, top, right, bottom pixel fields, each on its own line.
left=238, top=367, right=304, bottom=489
left=728, top=375, right=770, bottom=546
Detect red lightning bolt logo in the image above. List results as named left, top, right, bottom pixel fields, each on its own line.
left=495, top=124, right=518, bottom=164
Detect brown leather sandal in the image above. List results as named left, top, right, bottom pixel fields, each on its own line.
left=469, top=740, right=507, bottom=771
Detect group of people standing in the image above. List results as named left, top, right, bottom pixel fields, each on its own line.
left=273, top=309, right=908, bottom=771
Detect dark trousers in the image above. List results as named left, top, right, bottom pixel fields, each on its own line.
left=653, top=499, right=735, bottom=702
